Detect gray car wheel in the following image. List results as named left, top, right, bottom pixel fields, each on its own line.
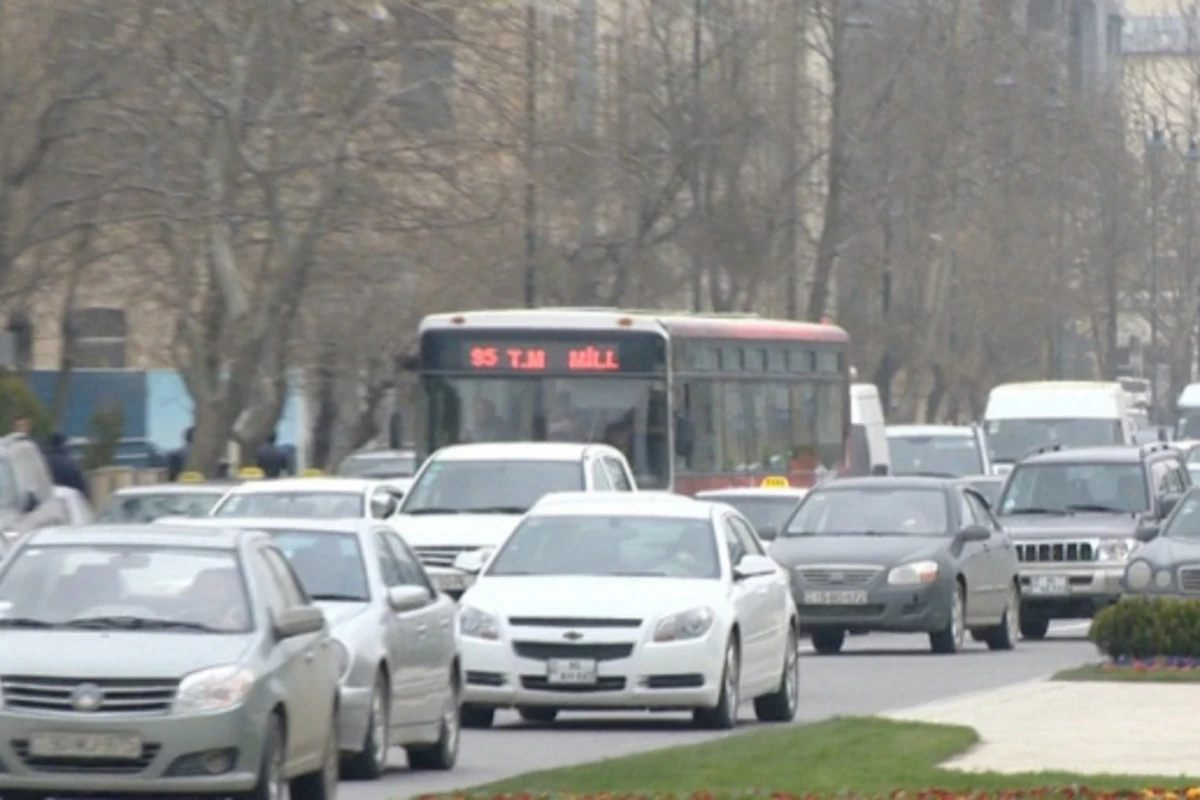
left=984, top=583, right=1020, bottom=651
left=753, top=624, right=799, bottom=722
left=407, top=676, right=460, bottom=770
left=694, top=638, right=740, bottom=729
left=291, top=707, right=339, bottom=800
left=929, top=582, right=965, bottom=654
left=239, top=714, right=288, bottom=800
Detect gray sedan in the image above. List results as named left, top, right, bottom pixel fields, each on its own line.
left=169, top=517, right=461, bottom=777
left=0, top=524, right=339, bottom=800
left=1123, top=486, right=1200, bottom=595
left=769, top=477, right=1021, bottom=655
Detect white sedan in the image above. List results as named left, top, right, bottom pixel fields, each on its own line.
left=452, top=491, right=799, bottom=729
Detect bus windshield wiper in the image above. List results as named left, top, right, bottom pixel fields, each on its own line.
left=65, top=616, right=219, bottom=632
left=1004, top=507, right=1067, bottom=516
left=0, top=617, right=58, bottom=628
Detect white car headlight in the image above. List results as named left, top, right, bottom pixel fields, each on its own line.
left=1125, top=559, right=1153, bottom=591
left=1096, top=538, right=1136, bottom=563
left=174, top=665, right=256, bottom=714
left=331, top=639, right=351, bottom=680
left=653, top=607, right=714, bottom=642
left=887, top=560, right=939, bottom=586
left=458, top=605, right=500, bottom=640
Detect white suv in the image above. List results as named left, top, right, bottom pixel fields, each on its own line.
left=394, top=442, right=637, bottom=596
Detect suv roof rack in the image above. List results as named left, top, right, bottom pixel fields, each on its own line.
left=1140, top=441, right=1174, bottom=455
left=1022, top=443, right=1065, bottom=460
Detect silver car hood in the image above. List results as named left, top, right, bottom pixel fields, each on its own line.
left=0, top=631, right=256, bottom=678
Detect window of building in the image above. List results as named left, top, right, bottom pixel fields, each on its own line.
left=67, top=307, right=126, bottom=368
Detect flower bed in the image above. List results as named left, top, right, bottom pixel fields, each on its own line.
left=422, top=788, right=1200, bottom=800
left=1105, top=656, right=1200, bottom=670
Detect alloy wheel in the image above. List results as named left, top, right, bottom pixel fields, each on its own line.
left=784, top=630, right=799, bottom=710
left=370, top=683, right=389, bottom=768
left=1006, top=586, right=1021, bottom=644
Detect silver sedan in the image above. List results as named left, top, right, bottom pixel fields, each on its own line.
left=169, top=517, right=461, bottom=777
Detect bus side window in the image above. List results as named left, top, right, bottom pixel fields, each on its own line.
left=680, top=379, right=718, bottom=472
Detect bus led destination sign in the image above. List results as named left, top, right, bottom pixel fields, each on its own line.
left=465, top=342, right=621, bottom=372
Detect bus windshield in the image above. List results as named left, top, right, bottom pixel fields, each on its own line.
left=421, top=376, right=670, bottom=488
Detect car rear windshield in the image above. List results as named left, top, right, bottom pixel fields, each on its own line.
left=98, top=492, right=225, bottom=523
left=704, top=496, right=801, bottom=536
left=487, top=514, right=720, bottom=578
left=996, top=462, right=1147, bottom=515
left=213, top=491, right=365, bottom=519
left=888, top=435, right=984, bottom=477
left=338, top=454, right=417, bottom=478
left=268, top=530, right=370, bottom=602
left=784, top=487, right=949, bottom=536
left=401, top=459, right=584, bottom=515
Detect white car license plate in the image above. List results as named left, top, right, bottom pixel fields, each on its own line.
left=546, top=658, right=598, bottom=685
left=803, top=590, right=868, bottom=605
left=432, top=572, right=468, bottom=591
left=1028, top=575, right=1069, bottom=595
left=29, top=732, right=142, bottom=760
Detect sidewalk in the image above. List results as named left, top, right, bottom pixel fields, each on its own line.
left=882, top=678, right=1200, bottom=778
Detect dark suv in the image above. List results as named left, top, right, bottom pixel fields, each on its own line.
left=993, top=442, right=1189, bottom=640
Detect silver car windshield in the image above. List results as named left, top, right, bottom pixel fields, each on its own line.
left=785, top=488, right=949, bottom=536
left=704, top=496, right=800, bottom=535
left=0, top=545, right=252, bottom=633
left=985, top=418, right=1122, bottom=463
left=214, top=491, right=365, bottom=519
left=487, top=515, right=720, bottom=579
left=996, top=462, right=1147, bottom=516
left=98, top=492, right=224, bottom=523
left=1163, top=493, right=1200, bottom=539
left=402, top=459, right=584, bottom=515
left=268, top=530, right=370, bottom=602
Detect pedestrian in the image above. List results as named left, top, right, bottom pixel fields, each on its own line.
left=45, top=432, right=88, bottom=496
left=166, top=427, right=193, bottom=482
left=254, top=431, right=290, bottom=478
left=11, top=415, right=32, bottom=436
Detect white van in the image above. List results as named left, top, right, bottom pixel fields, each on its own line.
left=849, top=383, right=891, bottom=476
left=983, top=381, right=1134, bottom=475
left=1178, top=383, right=1200, bottom=438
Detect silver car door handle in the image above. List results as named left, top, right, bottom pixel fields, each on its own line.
left=304, top=650, right=314, bottom=662
left=440, top=619, right=451, bottom=628
left=417, top=624, right=428, bottom=636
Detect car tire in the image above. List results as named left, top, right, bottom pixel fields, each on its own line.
left=460, top=703, right=495, bottom=729
left=517, top=706, right=559, bottom=724
left=984, top=583, right=1021, bottom=651
left=406, top=678, right=460, bottom=770
left=753, top=624, right=799, bottom=722
left=1019, top=614, right=1050, bottom=640
left=929, top=582, right=966, bottom=654
left=693, top=637, right=740, bottom=730
left=237, top=714, right=287, bottom=800
left=811, top=628, right=845, bottom=655
left=341, top=674, right=390, bottom=780
left=291, top=706, right=339, bottom=800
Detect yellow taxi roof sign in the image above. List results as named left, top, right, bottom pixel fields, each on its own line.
left=761, top=476, right=790, bottom=488
left=177, top=471, right=204, bottom=483
left=237, top=466, right=265, bottom=479
left=300, top=468, right=325, bottom=477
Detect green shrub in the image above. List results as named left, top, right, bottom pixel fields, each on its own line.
left=82, top=401, right=123, bottom=471
left=1090, top=596, right=1200, bottom=659
left=0, top=368, right=50, bottom=441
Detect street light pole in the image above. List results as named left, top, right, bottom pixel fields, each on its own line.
left=1147, top=127, right=1167, bottom=412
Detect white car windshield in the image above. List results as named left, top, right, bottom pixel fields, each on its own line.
left=985, top=418, right=1122, bottom=463
left=996, top=462, right=1148, bottom=515
left=402, top=459, right=584, bottom=514
left=487, top=514, right=720, bottom=578
left=98, top=492, right=225, bottom=523
left=213, top=491, right=364, bottom=518
left=268, top=529, right=370, bottom=602
left=785, top=487, right=950, bottom=536
left=0, top=545, right=252, bottom=632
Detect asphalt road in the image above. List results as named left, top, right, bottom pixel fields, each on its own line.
left=344, top=621, right=1099, bottom=800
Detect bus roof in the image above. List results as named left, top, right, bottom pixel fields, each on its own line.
left=419, top=308, right=850, bottom=343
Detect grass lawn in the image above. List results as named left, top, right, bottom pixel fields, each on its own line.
left=444, top=717, right=1194, bottom=797
left=1054, top=664, right=1200, bottom=683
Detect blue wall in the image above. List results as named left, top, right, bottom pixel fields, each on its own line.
left=27, top=369, right=304, bottom=466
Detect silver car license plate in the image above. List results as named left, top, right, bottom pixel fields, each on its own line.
left=432, top=572, right=468, bottom=591
left=1028, top=575, right=1069, bottom=595
left=803, top=590, right=868, bottom=605
left=546, top=658, right=598, bottom=685
left=29, top=732, right=142, bottom=760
